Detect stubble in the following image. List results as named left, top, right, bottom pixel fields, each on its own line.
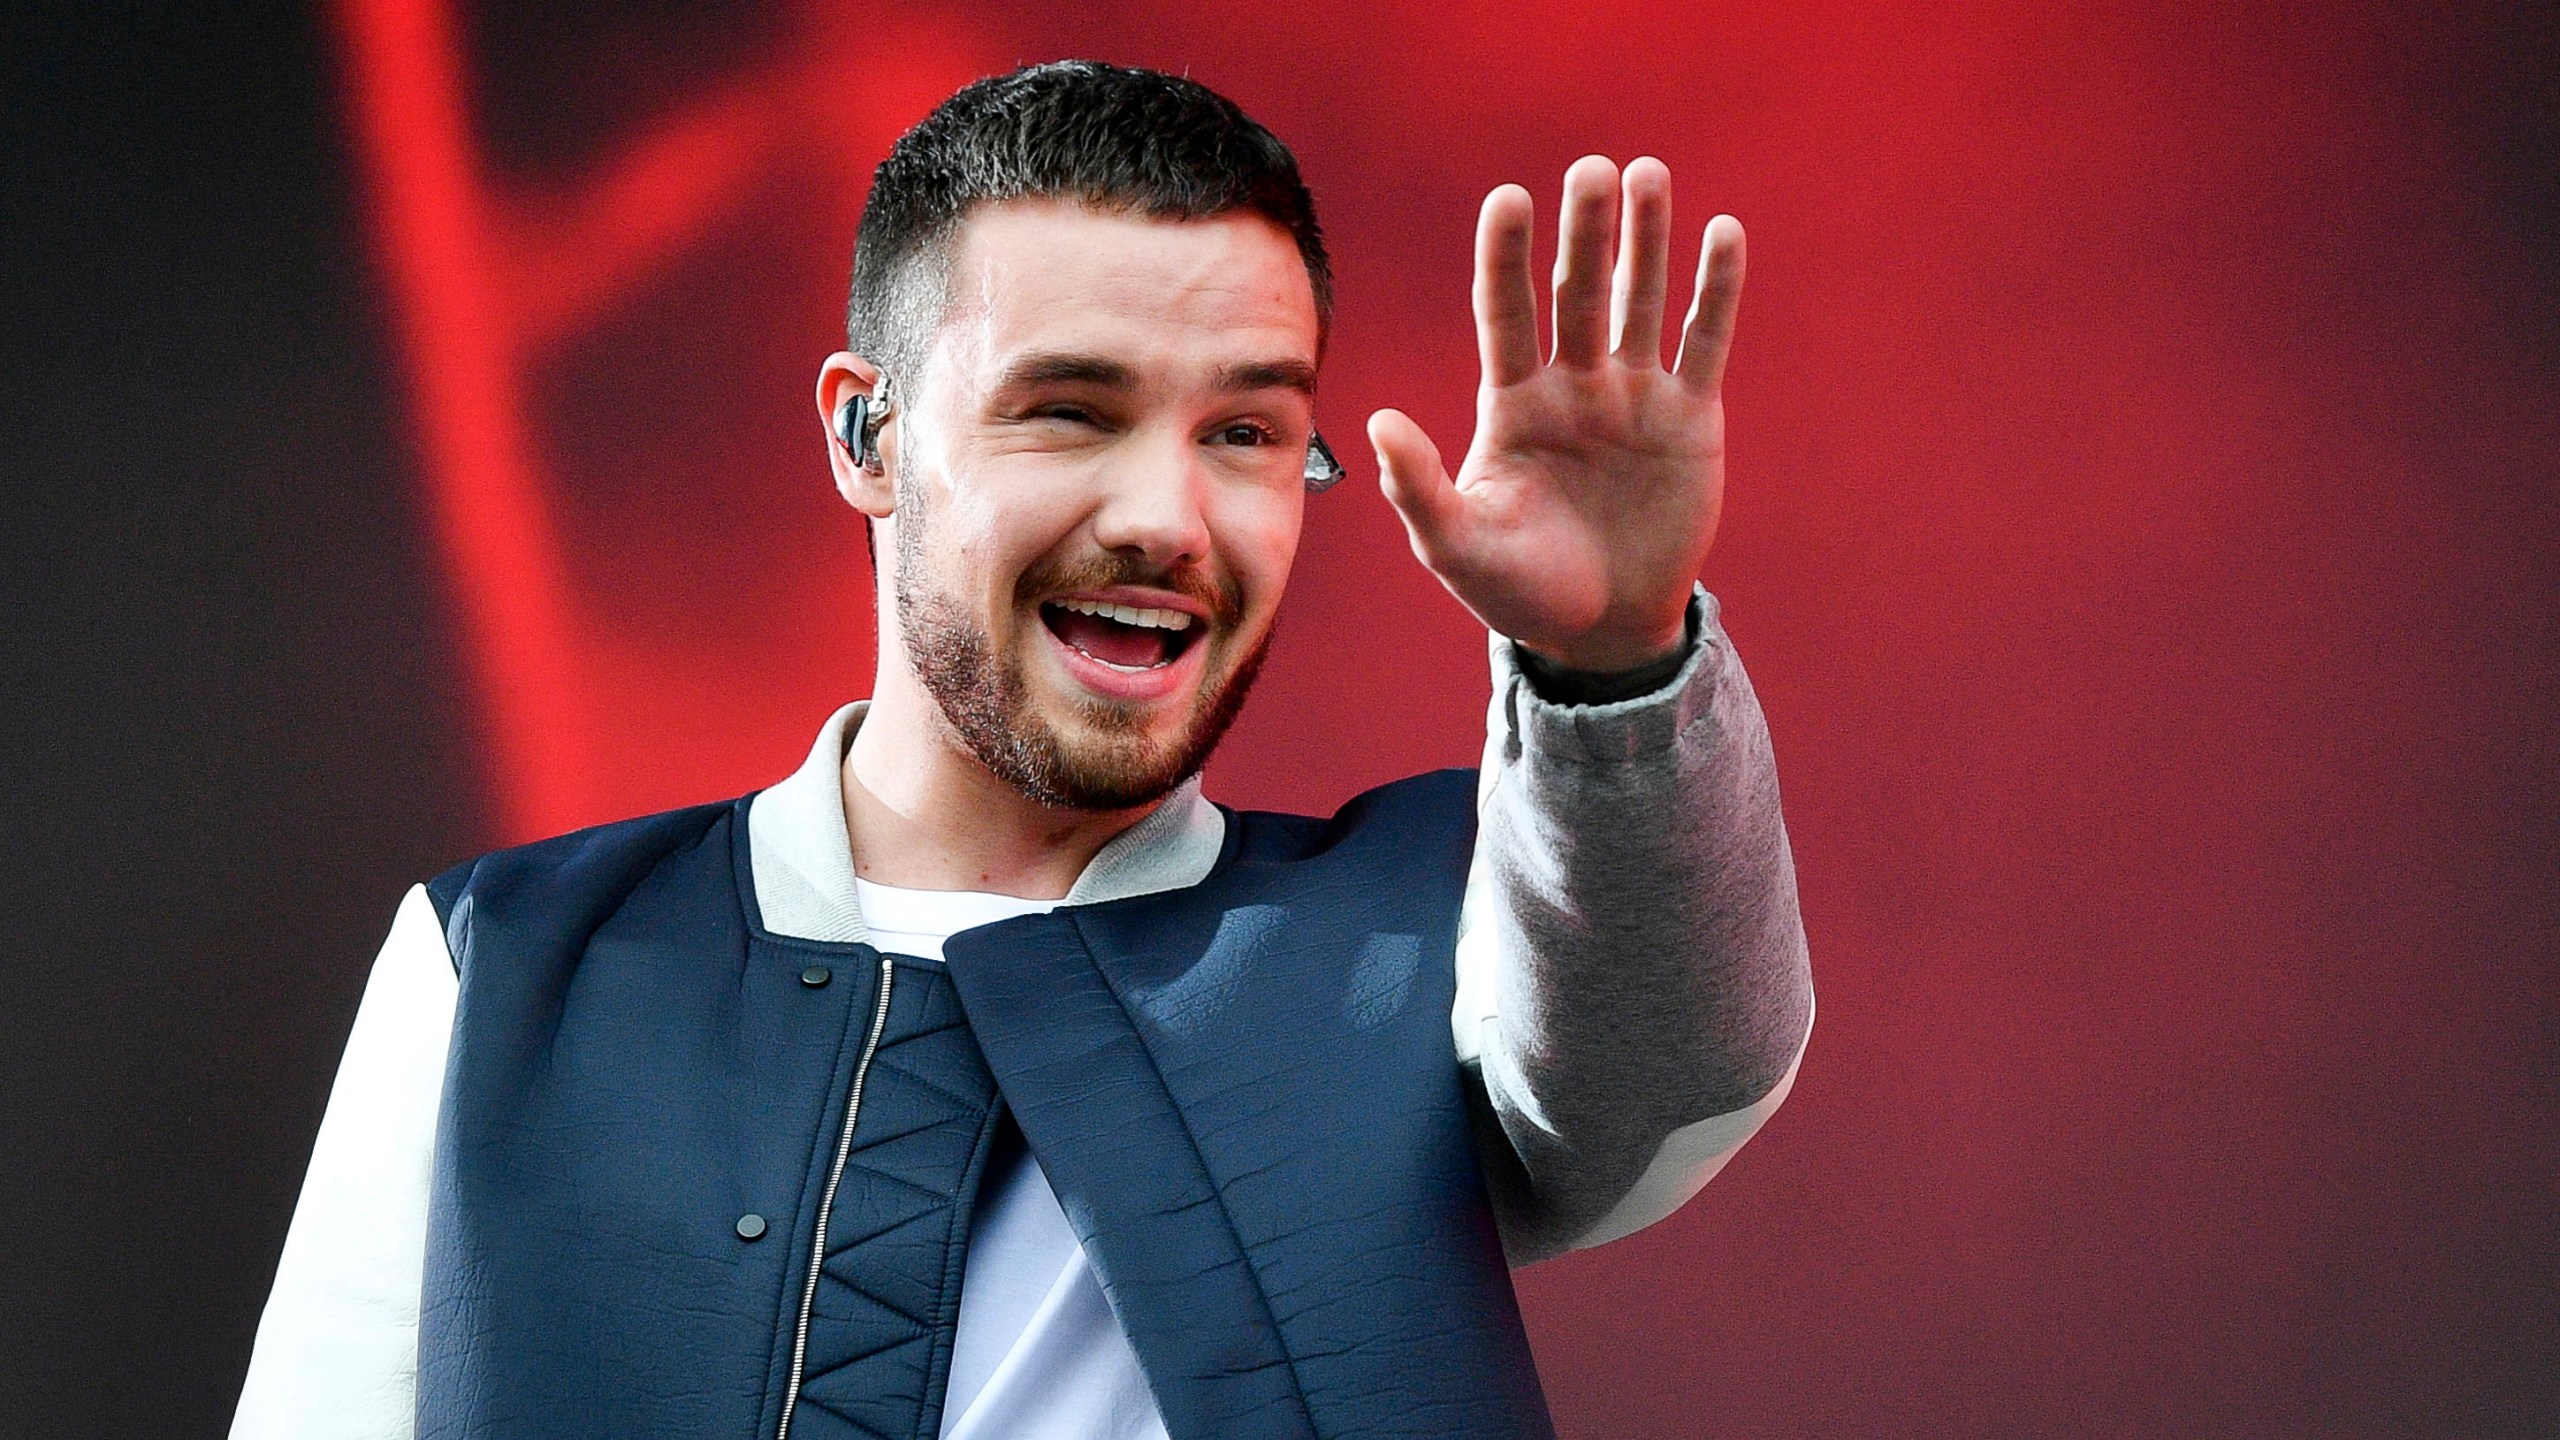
left=893, top=494, right=1269, bottom=812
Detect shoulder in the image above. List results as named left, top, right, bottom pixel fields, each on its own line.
left=1224, top=767, right=1480, bottom=868
left=422, top=797, right=744, bottom=934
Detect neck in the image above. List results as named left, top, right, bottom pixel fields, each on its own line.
left=841, top=671, right=1158, bottom=900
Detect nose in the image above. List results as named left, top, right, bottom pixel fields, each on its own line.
left=1089, top=429, right=1212, bottom=569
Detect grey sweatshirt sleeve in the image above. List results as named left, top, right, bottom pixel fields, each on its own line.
left=1453, top=585, right=1815, bottom=1265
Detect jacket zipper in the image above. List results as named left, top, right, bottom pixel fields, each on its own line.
left=775, top=955, right=895, bottom=1440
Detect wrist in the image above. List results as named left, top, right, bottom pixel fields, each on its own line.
left=1515, top=611, right=1690, bottom=677
left=1513, top=603, right=1700, bottom=706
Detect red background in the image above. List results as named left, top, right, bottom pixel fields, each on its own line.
left=339, top=0, right=2559, bottom=1431
left=8, top=0, right=2541, bottom=1432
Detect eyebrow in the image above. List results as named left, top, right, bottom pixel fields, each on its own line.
left=1213, top=359, right=1319, bottom=397
left=990, top=351, right=1318, bottom=398
left=994, top=351, right=1136, bottom=391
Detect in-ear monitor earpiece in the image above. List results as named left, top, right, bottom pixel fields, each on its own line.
left=835, top=378, right=895, bottom=475
left=1304, top=431, right=1346, bottom=493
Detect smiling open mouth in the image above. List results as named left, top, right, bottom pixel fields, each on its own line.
left=1040, top=598, right=1200, bottom=672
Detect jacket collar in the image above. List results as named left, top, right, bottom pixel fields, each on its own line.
left=745, top=701, right=1226, bottom=945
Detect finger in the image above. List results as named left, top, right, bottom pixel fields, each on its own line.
left=1611, top=157, right=1673, bottom=365
left=1551, top=155, right=1619, bottom=369
left=1472, top=185, right=1539, bottom=388
left=1368, top=408, right=1463, bottom=567
left=1675, top=213, right=1747, bottom=393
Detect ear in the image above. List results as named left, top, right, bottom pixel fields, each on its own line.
left=816, top=351, right=895, bottom=518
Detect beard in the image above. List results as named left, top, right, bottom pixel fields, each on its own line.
left=894, top=510, right=1269, bottom=813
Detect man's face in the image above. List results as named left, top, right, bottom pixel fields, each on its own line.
left=882, top=200, right=1318, bottom=810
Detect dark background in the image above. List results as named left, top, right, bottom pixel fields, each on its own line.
left=5, top=1, right=2554, bottom=1435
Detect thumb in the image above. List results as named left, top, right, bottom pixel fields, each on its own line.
left=1367, top=408, right=1463, bottom=565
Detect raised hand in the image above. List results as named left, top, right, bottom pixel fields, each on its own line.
left=1368, top=155, right=1744, bottom=674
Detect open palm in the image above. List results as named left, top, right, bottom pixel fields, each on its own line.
left=1369, top=155, right=1745, bottom=674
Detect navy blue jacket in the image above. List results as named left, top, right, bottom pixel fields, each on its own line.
left=415, top=769, right=1556, bottom=1440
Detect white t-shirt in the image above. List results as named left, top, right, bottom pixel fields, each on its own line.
left=851, top=878, right=1168, bottom=1440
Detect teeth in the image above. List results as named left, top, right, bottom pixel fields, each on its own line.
left=1052, top=597, right=1194, bottom=632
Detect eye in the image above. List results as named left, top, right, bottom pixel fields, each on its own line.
left=1030, top=403, right=1102, bottom=426
left=1211, top=420, right=1279, bottom=447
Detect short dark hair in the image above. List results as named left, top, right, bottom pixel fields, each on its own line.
left=846, top=61, right=1331, bottom=382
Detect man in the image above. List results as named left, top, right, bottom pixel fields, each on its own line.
left=236, top=61, right=1811, bottom=1440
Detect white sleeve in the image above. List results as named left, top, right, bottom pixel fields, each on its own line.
left=232, top=884, right=455, bottom=1440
